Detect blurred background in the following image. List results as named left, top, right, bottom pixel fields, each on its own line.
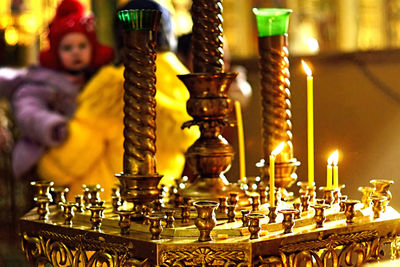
left=1, top=0, right=400, bottom=265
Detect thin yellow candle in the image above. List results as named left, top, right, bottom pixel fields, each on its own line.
left=332, top=150, right=339, bottom=188
left=269, top=142, right=285, bottom=207
left=302, top=60, right=314, bottom=187
left=234, top=101, right=246, bottom=183
left=327, top=152, right=336, bottom=189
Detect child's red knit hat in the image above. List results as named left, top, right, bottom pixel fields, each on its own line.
left=39, top=0, right=114, bottom=70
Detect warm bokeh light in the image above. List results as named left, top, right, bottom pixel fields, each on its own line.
left=301, top=60, right=312, bottom=76
left=304, top=36, right=319, bottom=53
left=5, top=26, right=18, bottom=46
left=19, top=14, right=38, bottom=33
left=0, top=14, right=12, bottom=29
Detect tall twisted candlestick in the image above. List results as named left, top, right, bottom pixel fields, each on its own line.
left=253, top=8, right=300, bottom=189
left=116, top=9, right=162, bottom=206
left=191, top=0, right=224, bottom=73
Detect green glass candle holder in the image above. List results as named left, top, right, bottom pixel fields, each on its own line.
left=253, top=8, right=292, bottom=37
left=118, top=9, right=161, bottom=31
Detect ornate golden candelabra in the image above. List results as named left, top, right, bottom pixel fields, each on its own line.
left=18, top=5, right=400, bottom=267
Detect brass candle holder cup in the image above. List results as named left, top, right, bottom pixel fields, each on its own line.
left=116, top=209, right=134, bottom=235
left=88, top=205, right=105, bottom=231
left=228, top=192, right=239, bottom=206
left=339, top=195, right=348, bottom=212
left=217, top=197, right=228, bottom=214
left=227, top=205, right=236, bottom=223
left=248, top=213, right=265, bottom=239
left=75, top=195, right=84, bottom=212
left=358, top=186, right=373, bottom=209
left=370, top=195, right=387, bottom=220
left=51, top=186, right=69, bottom=209
left=332, top=184, right=344, bottom=204
left=83, top=184, right=103, bottom=206
left=258, top=184, right=267, bottom=204
left=61, top=202, right=77, bottom=226
left=36, top=198, right=50, bottom=220
left=343, top=200, right=359, bottom=224
left=194, top=201, right=219, bottom=242
left=241, top=210, right=250, bottom=227
left=300, top=194, right=310, bottom=212
left=297, top=181, right=315, bottom=203
left=279, top=209, right=297, bottom=234
left=312, top=204, right=329, bottom=228
left=315, top=199, right=325, bottom=205
left=292, top=202, right=301, bottom=219
left=268, top=206, right=277, bottom=223
left=370, top=179, right=394, bottom=212
left=181, top=205, right=191, bottom=224
left=164, top=210, right=175, bottom=228
left=319, top=187, right=334, bottom=207
left=149, top=215, right=164, bottom=240
left=250, top=195, right=261, bottom=212
left=31, top=181, right=53, bottom=203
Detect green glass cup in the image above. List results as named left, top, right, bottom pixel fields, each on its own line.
left=253, top=8, right=292, bottom=37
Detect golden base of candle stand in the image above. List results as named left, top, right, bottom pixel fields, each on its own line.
left=116, top=173, right=162, bottom=211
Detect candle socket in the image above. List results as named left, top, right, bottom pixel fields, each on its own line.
left=258, top=184, right=267, bottom=204
left=51, top=186, right=69, bottom=209
left=320, top=187, right=334, bottom=207
left=343, top=200, right=359, bottom=224
left=370, top=179, right=394, bottom=212
left=181, top=205, right=191, bottom=224
left=61, top=202, right=77, bottom=226
left=339, top=195, right=348, bottom=212
left=248, top=213, right=265, bottom=239
left=194, top=201, right=219, bottom=242
left=112, top=195, right=121, bottom=212
left=36, top=198, right=50, bottom=220
left=218, top=197, right=228, bottom=214
left=228, top=192, right=239, bottom=206
left=149, top=216, right=163, bottom=240
left=227, top=205, right=236, bottom=223
left=31, top=181, right=53, bottom=203
left=143, top=207, right=152, bottom=225
left=116, top=209, right=134, bottom=235
left=300, top=194, right=310, bottom=212
left=88, top=205, right=105, bottom=231
left=371, top=196, right=387, bottom=220
left=250, top=195, right=261, bottom=212
left=75, top=195, right=84, bottom=212
left=292, top=203, right=301, bottom=219
left=315, top=199, right=325, bottom=205
left=279, top=209, right=297, bottom=234
left=268, top=206, right=277, bottom=223
left=83, top=184, right=103, bottom=206
left=241, top=210, right=250, bottom=227
left=312, top=204, right=329, bottom=228
left=165, top=210, right=175, bottom=228
left=358, top=186, right=373, bottom=209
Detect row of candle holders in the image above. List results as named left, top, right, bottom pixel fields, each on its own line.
left=29, top=179, right=394, bottom=242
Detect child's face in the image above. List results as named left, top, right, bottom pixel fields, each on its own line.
left=58, top=32, right=92, bottom=72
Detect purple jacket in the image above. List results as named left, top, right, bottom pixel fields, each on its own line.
left=0, top=66, right=79, bottom=178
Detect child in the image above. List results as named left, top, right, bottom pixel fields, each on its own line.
left=7, top=0, right=113, bottom=182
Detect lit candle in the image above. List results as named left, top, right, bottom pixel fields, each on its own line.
left=332, top=150, right=339, bottom=188
left=327, top=151, right=337, bottom=189
left=302, top=60, right=314, bottom=187
left=234, top=101, right=246, bottom=183
left=269, top=142, right=285, bottom=207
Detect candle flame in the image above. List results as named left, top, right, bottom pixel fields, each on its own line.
left=328, top=150, right=339, bottom=166
left=271, top=142, right=285, bottom=156
left=301, top=60, right=312, bottom=76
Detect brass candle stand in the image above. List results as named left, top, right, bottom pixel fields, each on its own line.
left=18, top=5, right=400, bottom=267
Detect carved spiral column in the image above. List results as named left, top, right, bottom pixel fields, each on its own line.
left=254, top=9, right=300, bottom=189
left=116, top=9, right=163, bottom=206
left=191, top=0, right=224, bottom=73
